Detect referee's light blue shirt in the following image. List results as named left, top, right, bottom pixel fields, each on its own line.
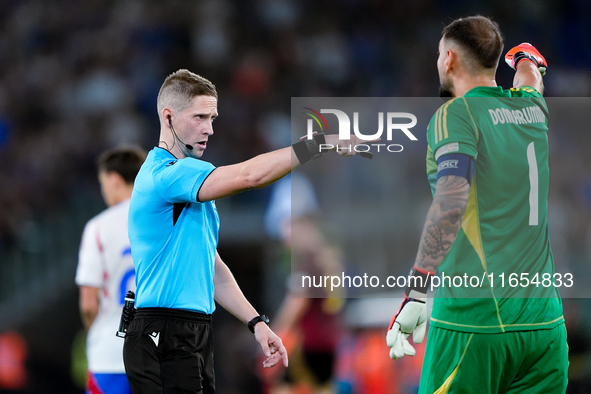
left=129, top=148, right=219, bottom=314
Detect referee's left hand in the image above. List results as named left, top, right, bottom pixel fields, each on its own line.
left=254, top=324, right=289, bottom=368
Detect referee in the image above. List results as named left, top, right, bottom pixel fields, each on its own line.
left=123, top=69, right=369, bottom=393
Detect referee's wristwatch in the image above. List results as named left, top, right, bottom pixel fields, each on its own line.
left=248, top=315, right=270, bottom=333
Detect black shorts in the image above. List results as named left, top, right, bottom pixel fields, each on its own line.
left=123, top=308, right=215, bottom=394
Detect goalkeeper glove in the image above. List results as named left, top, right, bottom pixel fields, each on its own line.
left=505, top=43, right=547, bottom=76
left=386, top=266, right=434, bottom=359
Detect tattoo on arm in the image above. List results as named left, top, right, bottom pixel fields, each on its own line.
left=415, top=175, right=470, bottom=272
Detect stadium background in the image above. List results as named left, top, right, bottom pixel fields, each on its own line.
left=0, top=0, right=590, bottom=393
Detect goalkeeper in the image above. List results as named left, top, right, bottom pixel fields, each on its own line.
left=386, top=16, right=568, bottom=393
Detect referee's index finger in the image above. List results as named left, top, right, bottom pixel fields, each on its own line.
left=270, top=336, right=289, bottom=367
left=278, top=343, right=289, bottom=367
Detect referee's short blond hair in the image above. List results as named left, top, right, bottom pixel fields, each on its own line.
left=157, top=69, right=218, bottom=115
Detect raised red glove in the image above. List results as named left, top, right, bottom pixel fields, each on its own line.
left=505, top=43, right=547, bottom=76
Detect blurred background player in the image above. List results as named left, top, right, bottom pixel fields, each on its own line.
left=75, top=147, right=147, bottom=394
left=387, top=16, right=568, bottom=393
left=263, top=174, right=345, bottom=394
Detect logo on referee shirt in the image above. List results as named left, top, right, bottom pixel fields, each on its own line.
left=437, top=159, right=459, bottom=172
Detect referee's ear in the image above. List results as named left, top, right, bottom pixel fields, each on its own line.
left=162, top=109, right=173, bottom=125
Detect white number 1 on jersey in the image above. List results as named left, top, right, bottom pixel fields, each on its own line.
left=527, top=142, right=539, bottom=226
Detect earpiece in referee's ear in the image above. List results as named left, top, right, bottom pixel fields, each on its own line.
left=167, top=113, right=194, bottom=151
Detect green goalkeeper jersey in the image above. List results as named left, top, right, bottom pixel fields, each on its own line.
left=426, top=86, right=564, bottom=333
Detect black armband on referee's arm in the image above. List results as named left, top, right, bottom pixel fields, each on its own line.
left=405, top=266, right=435, bottom=299
left=292, top=132, right=326, bottom=164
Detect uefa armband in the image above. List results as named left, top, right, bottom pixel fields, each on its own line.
left=437, top=153, right=474, bottom=184
left=292, top=132, right=326, bottom=164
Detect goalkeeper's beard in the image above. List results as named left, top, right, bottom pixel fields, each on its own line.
left=439, top=85, right=453, bottom=98
left=438, top=75, right=454, bottom=98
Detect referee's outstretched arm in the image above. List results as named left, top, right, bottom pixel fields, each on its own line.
left=197, top=133, right=377, bottom=202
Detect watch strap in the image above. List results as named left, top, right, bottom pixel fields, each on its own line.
left=248, top=315, right=270, bottom=333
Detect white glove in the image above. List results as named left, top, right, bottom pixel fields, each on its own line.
left=386, top=296, right=427, bottom=359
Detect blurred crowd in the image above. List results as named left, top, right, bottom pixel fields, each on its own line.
left=0, top=0, right=590, bottom=392
left=1, top=0, right=590, bottom=246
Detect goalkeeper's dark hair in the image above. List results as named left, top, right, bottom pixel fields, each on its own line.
left=442, top=16, right=504, bottom=73
left=98, top=147, right=147, bottom=185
